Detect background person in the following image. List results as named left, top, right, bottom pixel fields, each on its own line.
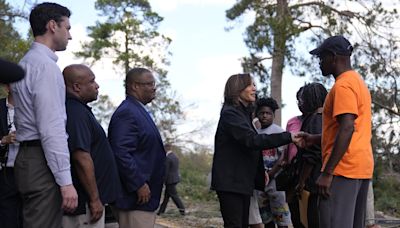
left=294, top=82, right=327, bottom=228
left=285, top=86, right=306, bottom=228
left=255, top=97, right=291, bottom=228
left=0, top=84, right=22, bottom=228
left=157, top=143, right=185, bottom=216
left=0, top=59, right=25, bottom=84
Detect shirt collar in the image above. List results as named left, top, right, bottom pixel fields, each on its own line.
left=335, top=70, right=354, bottom=81
left=66, top=93, right=92, bottom=111
left=31, top=42, right=59, bottom=63
left=6, top=97, right=14, bottom=109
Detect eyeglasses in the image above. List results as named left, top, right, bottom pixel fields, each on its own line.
left=134, top=81, right=156, bottom=87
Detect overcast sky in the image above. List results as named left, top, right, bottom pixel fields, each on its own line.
left=11, top=0, right=307, bottom=146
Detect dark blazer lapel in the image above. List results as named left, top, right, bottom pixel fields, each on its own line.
left=128, top=96, right=163, bottom=143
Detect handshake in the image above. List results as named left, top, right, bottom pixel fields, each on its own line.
left=290, top=132, right=320, bottom=148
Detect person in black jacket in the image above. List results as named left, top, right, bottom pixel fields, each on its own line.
left=0, top=58, right=25, bottom=84
left=158, top=144, right=185, bottom=215
left=0, top=84, right=22, bottom=228
left=295, top=82, right=327, bottom=228
left=211, top=73, right=299, bottom=228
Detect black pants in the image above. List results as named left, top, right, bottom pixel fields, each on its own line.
left=217, top=191, right=250, bottom=228
left=0, top=167, right=22, bottom=228
left=158, top=183, right=185, bottom=214
left=307, top=193, right=319, bottom=228
left=289, top=196, right=304, bottom=228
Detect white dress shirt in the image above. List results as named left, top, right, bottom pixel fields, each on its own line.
left=11, top=42, right=72, bottom=186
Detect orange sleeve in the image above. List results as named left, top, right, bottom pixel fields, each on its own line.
left=332, top=84, right=359, bottom=118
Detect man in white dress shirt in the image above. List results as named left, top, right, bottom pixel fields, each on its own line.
left=11, top=2, right=78, bottom=228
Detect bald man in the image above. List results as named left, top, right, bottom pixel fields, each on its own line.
left=62, top=64, right=121, bottom=228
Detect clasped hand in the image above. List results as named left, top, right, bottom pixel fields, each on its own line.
left=290, top=131, right=314, bottom=148
left=1, top=131, right=16, bottom=145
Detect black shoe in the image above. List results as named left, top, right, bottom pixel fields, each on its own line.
left=179, top=209, right=185, bottom=216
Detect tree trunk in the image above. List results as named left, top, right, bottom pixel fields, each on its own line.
left=124, top=32, right=129, bottom=75
left=270, top=0, right=288, bottom=126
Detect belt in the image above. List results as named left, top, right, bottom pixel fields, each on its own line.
left=20, top=140, right=41, bottom=147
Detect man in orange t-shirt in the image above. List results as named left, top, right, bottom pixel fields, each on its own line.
left=299, top=35, right=373, bottom=228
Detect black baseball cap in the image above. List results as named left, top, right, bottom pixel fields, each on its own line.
left=309, top=35, right=353, bottom=56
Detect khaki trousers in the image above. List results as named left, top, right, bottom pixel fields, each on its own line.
left=14, top=145, right=62, bottom=228
left=113, top=208, right=156, bottom=228
left=62, top=204, right=105, bottom=228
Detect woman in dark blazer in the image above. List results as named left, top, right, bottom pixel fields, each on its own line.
left=211, top=73, right=297, bottom=228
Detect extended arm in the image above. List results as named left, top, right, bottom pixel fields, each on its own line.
left=222, top=108, right=292, bottom=150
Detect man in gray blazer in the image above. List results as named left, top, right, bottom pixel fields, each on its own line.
left=158, top=144, right=185, bottom=215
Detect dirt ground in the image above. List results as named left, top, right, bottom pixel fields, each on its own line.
left=155, top=201, right=400, bottom=228
left=156, top=200, right=223, bottom=228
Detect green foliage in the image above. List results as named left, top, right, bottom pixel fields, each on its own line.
left=228, top=0, right=400, bottom=216
left=374, top=173, right=400, bottom=216
left=0, top=0, right=30, bottom=62
left=177, top=148, right=218, bottom=202
left=226, top=0, right=400, bottom=126
left=76, top=0, right=169, bottom=74
left=90, top=94, right=116, bottom=131
left=76, top=0, right=183, bottom=141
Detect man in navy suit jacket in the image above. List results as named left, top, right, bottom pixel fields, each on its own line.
left=108, top=68, right=166, bottom=228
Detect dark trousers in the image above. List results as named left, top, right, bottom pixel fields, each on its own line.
left=0, top=167, right=22, bottom=228
left=14, top=145, right=62, bottom=228
left=307, top=193, right=319, bottom=228
left=319, top=176, right=370, bottom=228
left=217, top=191, right=250, bottom=228
left=288, top=196, right=304, bottom=228
left=158, top=183, right=185, bottom=214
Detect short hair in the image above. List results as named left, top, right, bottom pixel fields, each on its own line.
left=256, top=97, right=279, bottom=114
left=296, top=86, right=305, bottom=101
left=223, top=73, right=253, bottom=106
left=30, top=2, right=71, bottom=37
left=125, top=67, right=151, bottom=94
left=301, top=82, right=328, bottom=113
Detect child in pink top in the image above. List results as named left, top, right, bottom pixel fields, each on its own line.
left=285, top=86, right=305, bottom=163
